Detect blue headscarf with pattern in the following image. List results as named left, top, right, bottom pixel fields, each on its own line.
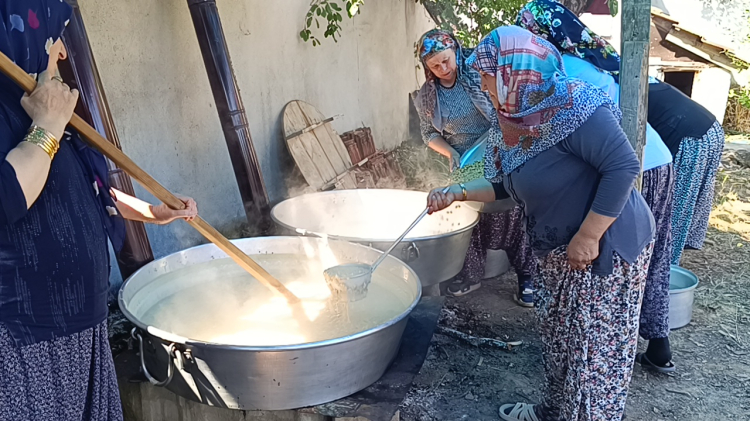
left=516, top=0, right=621, bottom=81
left=467, top=26, right=621, bottom=180
left=0, top=0, right=126, bottom=251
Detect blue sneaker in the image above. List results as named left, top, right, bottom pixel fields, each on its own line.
left=515, top=275, right=534, bottom=308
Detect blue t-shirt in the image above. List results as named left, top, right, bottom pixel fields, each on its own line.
left=562, top=54, right=672, bottom=171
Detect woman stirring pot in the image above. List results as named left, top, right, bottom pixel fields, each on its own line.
left=427, top=27, right=655, bottom=421
left=414, top=30, right=536, bottom=304
left=0, top=2, right=197, bottom=419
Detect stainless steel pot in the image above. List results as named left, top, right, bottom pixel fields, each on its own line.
left=669, top=265, right=700, bottom=330
left=270, top=189, right=480, bottom=286
left=119, top=236, right=421, bottom=410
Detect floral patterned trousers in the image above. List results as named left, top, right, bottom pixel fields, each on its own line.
left=536, top=244, right=653, bottom=421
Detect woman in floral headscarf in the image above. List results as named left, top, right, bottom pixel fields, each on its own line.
left=516, top=0, right=620, bottom=79
left=414, top=29, right=536, bottom=304
left=0, top=2, right=197, bottom=419
left=427, top=26, right=655, bottom=421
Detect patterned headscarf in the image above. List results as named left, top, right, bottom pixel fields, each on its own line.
left=0, top=0, right=126, bottom=250
left=418, top=29, right=458, bottom=82
left=467, top=26, right=621, bottom=179
left=0, top=0, right=71, bottom=92
left=414, top=29, right=496, bottom=126
left=515, top=0, right=621, bottom=79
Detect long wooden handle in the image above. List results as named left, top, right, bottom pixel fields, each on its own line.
left=0, top=52, right=301, bottom=305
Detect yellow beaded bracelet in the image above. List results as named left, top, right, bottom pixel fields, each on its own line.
left=25, top=125, right=59, bottom=159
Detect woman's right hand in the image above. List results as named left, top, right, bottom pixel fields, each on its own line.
left=449, top=150, right=461, bottom=172
left=20, top=70, right=79, bottom=140
left=427, top=185, right=459, bottom=214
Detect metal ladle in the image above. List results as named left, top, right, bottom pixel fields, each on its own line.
left=324, top=187, right=450, bottom=301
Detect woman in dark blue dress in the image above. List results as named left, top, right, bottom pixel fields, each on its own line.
left=0, top=2, right=197, bottom=419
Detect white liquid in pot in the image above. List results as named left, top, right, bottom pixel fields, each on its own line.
left=136, top=254, right=415, bottom=346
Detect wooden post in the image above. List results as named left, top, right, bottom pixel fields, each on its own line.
left=619, top=0, right=651, bottom=189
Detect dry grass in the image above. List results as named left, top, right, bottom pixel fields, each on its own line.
left=711, top=168, right=750, bottom=241
left=724, top=96, right=750, bottom=134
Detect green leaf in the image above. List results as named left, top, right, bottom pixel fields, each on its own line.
left=609, top=0, right=619, bottom=17
left=306, top=16, right=312, bottom=27
left=330, top=2, right=341, bottom=11
left=347, top=1, right=361, bottom=17
left=300, top=30, right=309, bottom=41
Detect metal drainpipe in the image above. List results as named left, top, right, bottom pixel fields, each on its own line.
left=187, top=0, right=271, bottom=235
left=61, top=0, right=155, bottom=279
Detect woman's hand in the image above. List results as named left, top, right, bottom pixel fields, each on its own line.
left=449, top=150, right=461, bottom=172
left=150, top=195, right=198, bottom=225
left=567, top=231, right=600, bottom=270
left=567, top=211, right=615, bottom=270
left=20, top=71, right=79, bottom=140
left=427, top=185, right=460, bottom=214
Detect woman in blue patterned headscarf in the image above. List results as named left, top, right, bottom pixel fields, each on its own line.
left=414, top=29, right=537, bottom=305
left=515, top=0, right=679, bottom=374
left=0, top=2, right=197, bottom=419
left=427, top=26, right=655, bottom=421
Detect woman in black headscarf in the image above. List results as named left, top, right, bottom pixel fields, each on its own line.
left=0, top=2, right=197, bottom=419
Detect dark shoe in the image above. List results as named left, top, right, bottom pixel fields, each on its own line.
left=635, top=352, right=676, bottom=373
left=446, top=279, right=481, bottom=297
left=515, top=275, right=534, bottom=308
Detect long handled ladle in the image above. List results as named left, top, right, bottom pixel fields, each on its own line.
left=324, top=186, right=450, bottom=301
left=0, top=52, right=302, bottom=306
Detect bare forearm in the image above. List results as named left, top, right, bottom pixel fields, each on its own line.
left=111, top=188, right=157, bottom=223
left=449, top=178, right=496, bottom=203
left=6, top=142, right=52, bottom=209
left=577, top=210, right=616, bottom=242
left=427, top=136, right=457, bottom=158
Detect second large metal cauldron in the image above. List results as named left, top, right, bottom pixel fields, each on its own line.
left=271, top=189, right=480, bottom=286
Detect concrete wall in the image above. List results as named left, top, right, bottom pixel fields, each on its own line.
left=579, top=10, right=622, bottom=53
left=660, top=0, right=750, bottom=57
left=78, top=1, right=432, bottom=269
left=692, top=67, right=732, bottom=123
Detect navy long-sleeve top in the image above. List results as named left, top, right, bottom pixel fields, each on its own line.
left=648, top=81, right=717, bottom=157
left=0, top=109, right=115, bottom=347
left=492, top=107, right=655, bottom=275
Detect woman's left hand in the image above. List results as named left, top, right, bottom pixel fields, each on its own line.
left=567, top=232, right=600, bottom=270
left=150, top=195, right=198, bottom=225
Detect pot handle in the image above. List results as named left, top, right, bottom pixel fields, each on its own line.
left=132, top=328, right=176, bottom=387
left=401, top=242, right=420, bottom=262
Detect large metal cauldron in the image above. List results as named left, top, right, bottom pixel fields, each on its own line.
left=271, top=189, right=479, bottom=286
left=119, top=236, right=421, bottom=410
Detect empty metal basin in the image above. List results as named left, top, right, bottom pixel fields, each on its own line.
left=669, top=265, right=700, bottom=330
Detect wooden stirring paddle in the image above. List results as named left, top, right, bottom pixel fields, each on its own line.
left=0, top=52, right=301, bottom=306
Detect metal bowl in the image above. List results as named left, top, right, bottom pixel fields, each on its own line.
left=118, top=236, right=421, bottom=410
left=669, top=265, right=700, bottom=330
left=271, top=189, right=479, bottom=286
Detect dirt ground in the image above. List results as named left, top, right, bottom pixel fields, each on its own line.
left=398, top=148, right=750, bottom=421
